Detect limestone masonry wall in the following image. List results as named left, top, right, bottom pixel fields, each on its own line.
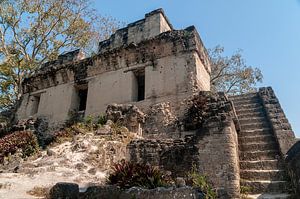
left=128, top=92, right=240, bottom=198
left=128, top=119, right=240, bottom=198
left=49, top=183, right=205, bottom=199
left=16, top=9, right=211, bottom=125
left=259, top=87, right=296, bottom=155
left=286, top=140, right=300, bottom=194
left=98, top=9, right=173, bottom=53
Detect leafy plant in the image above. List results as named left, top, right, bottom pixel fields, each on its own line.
left=65, top=110, right=83, bottom=126
left=187, top=165, right=217, bottom=199
left=240, top=185, right=252, bottom=195
left=96, top=115, right=107, bottom=126
left=0, top=131, right=39, bottom=163
left=84, top=115, right=93, bottom=125
left=108, top=160, right=170, bottom=189
left=84, top=115, right=94, bottom=130
left=66, top=113, right=107, bottom=132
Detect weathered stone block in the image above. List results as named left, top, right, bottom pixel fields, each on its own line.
left=49, top=182, right=79, bottom=199
left=259, top=87, right=296, bottom=155
left=286, top=141, right=300, bottom=194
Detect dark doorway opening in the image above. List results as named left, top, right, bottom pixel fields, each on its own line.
left=78, top=88, right=88, bottom=111
left=31, top=95, right=41, bottom=115
left=136, top=71, right=145, bottom=101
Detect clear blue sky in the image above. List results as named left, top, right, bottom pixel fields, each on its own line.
left=94, top=0, right=300, bottom=137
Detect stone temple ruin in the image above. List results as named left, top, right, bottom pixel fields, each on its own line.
left=14, top=9, right=299, bottom=198
left=17, top=9, right=210, bottom=125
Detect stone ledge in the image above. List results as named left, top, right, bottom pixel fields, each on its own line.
left=48, top=183, right=204, bottom=199
left=258, top=87, right=296, bottom=156
left=285, top=141, right=300, bottom=194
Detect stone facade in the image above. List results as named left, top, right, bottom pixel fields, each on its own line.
left=259, top=87, right=296, bottom=155
left=106, top=104, right=145, bottom=135
left=16, top=9, right=210, bottom=126
left=128, top=92, right=240, bottom=198
left=286, top=141, right=300, bottom=195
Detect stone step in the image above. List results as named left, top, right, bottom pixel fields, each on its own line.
left=246, top=193, right=291, bottom=199
left=239, top=117, right=268, bottom=125
left=240, top=160, right=283, bottom=170
left=235, top=105, right=263, bottom=111
left=240, top=122, right=270, bottom=131
left=230, top=97, right=261, bottom=105
left=239, top=135, right=275, bottom=143
left=239, top=142, right=277, bottom=152
left=234, top=103, right=262, bottom=110
left=240, top=180, right=289, bottom=194
left=239, top=129, right=273, bottom=137
left=237, top=112, right=266, bottom=119
left=229, top=93, right=258, bottom=100
left=236, top=107, right=264, bottom=115
left=240, top=150, right=279, bottom=161
left=240, top=170, right=287, bottom=181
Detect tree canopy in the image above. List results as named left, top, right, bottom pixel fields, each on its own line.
left=209, top=46, right=263, bottom=95
left=0, top=0, right=121, bottom=108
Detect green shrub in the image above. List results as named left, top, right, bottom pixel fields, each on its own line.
left=66, top=111, right=107, bottom=131
left=96, top=115, right=107, bottom=126
left=87, top=115, right=107, bottom=129
left=82, top=115, right=94, bottom=131
left=187, top=165, right=217, bottom=199
left=0, top=131, right=39, bottom=163
left=84, top=115, right=93, bottom=125
left=65, top=110, right=83, bottom=126
left=108, top=160, right=169, bottom=189
left=240, top=185, right=252, bottom=195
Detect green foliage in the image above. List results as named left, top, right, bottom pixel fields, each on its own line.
left=108, top=160, right=170, bottom=189
left=65, top=110, right=83, bottom=126
left=0, top=131, right=39, bottom=162
left=240, top=185, right=252, bottom=195
left=187, top=165, right=217, bottom=199
left=209, top=45, right=263, bottom=95
left=84, top=115, right=93, bottom=124
left=96, top=115, right=107, bottom=126
left=0, top=0, right=122, bottom=108
left=84, top=115, right=94, bottom=130
left=66, top=110, right=107, bottom=128
left=81, top=115, right=107, bottom=131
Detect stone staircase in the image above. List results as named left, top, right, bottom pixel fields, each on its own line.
left=230, top=93, right=291, bottom=199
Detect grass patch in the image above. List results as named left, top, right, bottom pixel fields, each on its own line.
left=186, top=165, right=217, bottom=199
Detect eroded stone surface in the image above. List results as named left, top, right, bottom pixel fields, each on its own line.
left=286, top=141, right=300, bottom=195
left=128, top=92, right=240, bottom=198
left=16, top=9, right=211, bottom=126
left=259, top=87, right=296, bottom=155
left=106, top=104, right=145, bottom=134
left=49, top=184, right=205, bottom=199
